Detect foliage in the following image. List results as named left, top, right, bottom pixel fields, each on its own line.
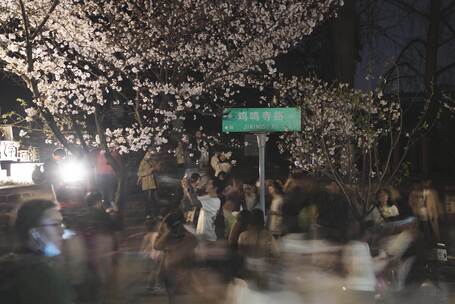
left=0, top=0, right=342, bottom=155
left=274, top=77, right=403, bottom=219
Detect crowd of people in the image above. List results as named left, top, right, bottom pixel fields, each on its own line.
left=0, top=135, right=450, bottom=304
left=138, top=154, right=448, bottom=303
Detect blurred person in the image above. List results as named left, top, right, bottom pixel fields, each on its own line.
left=243, top=182, right=258, bottom=211
left=43, top=148, right=66, bottom=205
left=376, top=188, right=400, bottom=221
left=155, top=210, right=198, bottom=304
left=175, top=135, right=186, bottom=168
left=180, top=173, right=202, bottom=226
left=216, top=171, right=229, bottom=192
left=176, top=134, right=199, bottom=177
left=316, top=181, right=349, bottom=241
left=282, top=173, right=309, bottom=234
left=389, top=185, right=413, bottom=219
left=182, top=177, right=222, bottom=241
left=364, top=203, right=385, bottom=228
left=342, top=241, right=377, bottom=297
left=0, top=200, right=74, bottom=304
left=211, top=151, right=232, bottom=177
left=421, top=180, right=442, bottom=241
left=223, top=199, right=238, bottom=240
left=238, top=209, right=278, bottom=258
left=63, top=191, right=119, bottom=302
left=222, top=177, right=244, bottom=211
left=363, top=188, right=389, bottom=228
left=94, top=149, right=121, bottom=209
left=138, top=149, right=161, bottom=218
left=141, top=216, right=165, bottom=294
left=195, top=130, right=211, bottom=188
left=83, top=192, right=118, bottom=280
left=43, top=148, right=66, bottom=185
left=228, top=210, right=251, bottom=250
left=238, top=209, right=278, bottom=290
left=409, top=181, right=442, bottom=242
left=294, top=177, right=319, bottom=237
left=195, top=130, right=210, bottom=172
left=268, top=180, right=285, bottom=237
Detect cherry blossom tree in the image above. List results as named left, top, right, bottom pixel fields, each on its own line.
left=0, top=0, right=343, bottom=208
left=271, top=76, right=418, bottom=224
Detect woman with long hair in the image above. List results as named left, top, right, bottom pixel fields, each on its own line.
left=268, top=180, right=285, bottom=237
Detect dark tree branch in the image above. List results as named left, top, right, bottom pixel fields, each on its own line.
left=436, top=61, right=455, bottom=76
left=30, top=0, right=60, bottom=40
left=18, top=0, right=76, bottom=153
left=441, top=18, right=455, bottom=37
left=71, top=116, right=89, bottom=154
left=382, top=0, right=429, bottom=19
left=442, top=0, right=455, bottom=17
left=438, top=34, right=455, bottom=47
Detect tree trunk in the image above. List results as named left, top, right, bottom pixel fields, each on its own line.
left=94, top=111, right=126, bottom=223
left=114, top=168, right=126, bottom=221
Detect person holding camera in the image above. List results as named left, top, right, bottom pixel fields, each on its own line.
left=182, top=177, right=221, bottom=242
left=180, top=173, right=202, bottom=226
left=154, top=210, right=197, bottom=304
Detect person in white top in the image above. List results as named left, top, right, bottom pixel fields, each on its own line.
left=376, top=188, right=399, bottom=220
left=182, top=177, right=221, bottom=241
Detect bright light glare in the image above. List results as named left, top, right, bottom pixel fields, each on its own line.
left=62, top=229, right=76, bottom=240
left=59, top=160, right=87, bottom=183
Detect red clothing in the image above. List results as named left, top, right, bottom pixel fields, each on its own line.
left=95, top=150, right=120, bottom=175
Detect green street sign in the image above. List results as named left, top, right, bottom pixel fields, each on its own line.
left=222, top=108, right=301, bottom=132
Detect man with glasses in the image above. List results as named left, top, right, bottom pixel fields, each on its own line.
left=0, top=199, right=73, bottom=303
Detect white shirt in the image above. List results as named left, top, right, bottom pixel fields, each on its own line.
left=379, top=205, right=399, bottom=219
left=196, top=195, right=221, bottom=241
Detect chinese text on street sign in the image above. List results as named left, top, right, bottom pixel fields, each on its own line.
left=0, top=141, right=19, bottom=161
left=222, top=108, right=301, bottom=132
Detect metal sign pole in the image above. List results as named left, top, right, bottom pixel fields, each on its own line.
left=256, top=133, right=267, bottom=219
left=221, top=107, right=301, bottom=220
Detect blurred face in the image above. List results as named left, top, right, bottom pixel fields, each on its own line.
left=268, top=185, right=275, bottom=195
left=191, top=177, right=201, bottom=188
left=243, top=184, right=255, bottom=194
left=206, top=179, right=217, bottom=195
left=53, top=154, right=65, bottom=162
left=219, top=154, right=226, bottom=161
left=411, top=190, right=425, bottom=206
left=37, top=208, right=65, bottom=251
left=195, top=131, right=202, bottom=139
left=377, top=190, right=389, bottom=205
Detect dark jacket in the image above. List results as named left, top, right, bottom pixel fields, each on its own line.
left=0, top=252, right=74, bottom=304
